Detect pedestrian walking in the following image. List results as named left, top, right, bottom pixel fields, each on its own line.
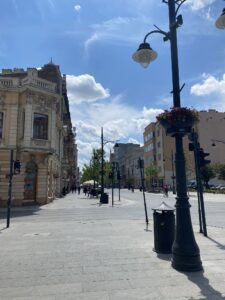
left=78, top=186, right=81, bottom=194
left=83, top=186, right=87, bottom=196
left=163, top=185, right=169, bottom=197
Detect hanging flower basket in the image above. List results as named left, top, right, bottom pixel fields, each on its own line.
left=156, top=107, right=199, bottom=136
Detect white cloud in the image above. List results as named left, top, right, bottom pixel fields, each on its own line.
left=185, top=0, right=216, bottom=11
left=67, top=74, right=110, bottom=104
left=190, top=73, right=225, bottom=96
left=68, top=76, right=163, bottom=169
left=74, top=5, right=81, bottom=12
left=190, top=73, right=225, bottom=111
left=84, top=15, right=152, bottom=54
left=84, top=33, right=101, bottom=53
left=128, top=137, right=141, bottom=144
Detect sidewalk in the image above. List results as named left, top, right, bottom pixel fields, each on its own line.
left=0, top=192, right=225, bottom=299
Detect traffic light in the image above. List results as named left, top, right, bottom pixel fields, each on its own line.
left=14, top=160, right=21, bottom=174
left=198, top=148, right=211, bottom=167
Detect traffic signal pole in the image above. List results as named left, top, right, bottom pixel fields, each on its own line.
left=191, top=130, right=207, bottom=237
left=138, top=158, right=149, bottom=228
left=192, top=132, right=203, bottom=234
left=7, top=149, right=14, bottom=228
left=111, top=169, right=114, bottom=207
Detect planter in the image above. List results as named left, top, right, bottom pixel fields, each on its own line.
left=162, top=119, right=194, bottom=136
left=165, top=125, right=192, bottom=136
left=157, top=107, right=199, bottom=136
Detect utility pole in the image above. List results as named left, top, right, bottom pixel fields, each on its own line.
left=7, top=149, right=14, bottom=228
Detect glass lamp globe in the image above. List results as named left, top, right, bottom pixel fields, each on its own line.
left=132, top=43, right=158, bottom=68
left=215, top=8, right=225, bottom=29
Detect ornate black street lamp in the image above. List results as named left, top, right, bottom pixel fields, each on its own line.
left=100, top=127, right=119, bottom=204
left=132, top=0, right=202, bottom=271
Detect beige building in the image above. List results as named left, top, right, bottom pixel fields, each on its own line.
left=197, top=110, right=225, bottom=165
left=143, top=109, right=225, bottom=188
left=0, top=63, right=77, bottom=207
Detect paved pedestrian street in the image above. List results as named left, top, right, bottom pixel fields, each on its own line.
left=0, top=191, right=225, bottom=299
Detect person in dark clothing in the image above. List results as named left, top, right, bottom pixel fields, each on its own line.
left=78, top=186, right=81, bottom=194
left=83, top=186, right=87, bottom=195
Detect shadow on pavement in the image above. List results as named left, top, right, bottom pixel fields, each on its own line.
left=0, top=226, right=7, bottom=232
left=156, top=253, right=172, bottom=261
left=186, top=271, right=225, bottom=299
left=206, top=236, right=225, bottom=250
left=0, top=205, right=41, bottom=220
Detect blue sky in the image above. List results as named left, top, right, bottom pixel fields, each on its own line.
left=0, top=0, right=224, bottom=167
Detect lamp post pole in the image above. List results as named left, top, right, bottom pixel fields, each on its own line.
left=167, top=0, right=202, bottom=272
left=132, top=0, right=202, bottom=271
left=171, top=150, right=176, bottom=194
left=100, top=128, right=119, bottom=204
left=100, top=127, right=106, bottom=203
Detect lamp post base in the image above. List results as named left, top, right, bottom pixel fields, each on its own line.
left=172, top=253, right=202, bottom=272
left=171, top=200, right=203, bottom=272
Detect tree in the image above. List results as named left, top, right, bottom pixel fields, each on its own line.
left=145, top=164, right=158, bottom=189
left=81, top=148, right=111, bottom=187
left=91, top=149, right=102, bottom=186
left=200, top=165, right=215, bottom=188
left=214, top=163, right=225, bottom=181
left=81, top=163, right=93, bottom=183
left=81, top=148, right=102, bottom=184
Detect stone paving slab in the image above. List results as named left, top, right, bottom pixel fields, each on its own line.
left=0, top=193, right=225, bottom=299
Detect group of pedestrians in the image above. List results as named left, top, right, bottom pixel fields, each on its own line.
left=71, top=185, right=81, bottom=194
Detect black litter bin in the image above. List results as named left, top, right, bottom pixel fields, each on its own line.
left=100, top=193, right=109, bottom=204
left=152, top=201, right=175, bottom=254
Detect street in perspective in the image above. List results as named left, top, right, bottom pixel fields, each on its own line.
left=0, top=189, right=225, bottom=299
left=0, top=0, right=225, bottom=299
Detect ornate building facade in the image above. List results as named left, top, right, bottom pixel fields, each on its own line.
left=0, top=63, right=77, bottom=206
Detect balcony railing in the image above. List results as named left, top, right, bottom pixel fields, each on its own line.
left=21, top=77, right=56, bottom=92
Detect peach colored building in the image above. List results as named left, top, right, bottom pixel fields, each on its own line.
left=143, top=109, right=225, bottom=189
left=0, top=63, right=77, bottom=207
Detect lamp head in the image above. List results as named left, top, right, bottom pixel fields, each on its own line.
left=215, top=8, right=225, bottom=29
left=132, top=42, right=158, bottom=68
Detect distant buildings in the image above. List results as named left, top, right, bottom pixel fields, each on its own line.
left=143, top=109, right=225, bottom=188
left=0, top=62, right=78, bottom=206
left=112, top=143, right=144, bottom=188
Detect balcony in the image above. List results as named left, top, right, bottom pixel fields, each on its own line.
left=21, top=77, right=56, bottom=93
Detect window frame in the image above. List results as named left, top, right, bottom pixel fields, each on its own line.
left=0, top=111, right=3, bottom=139
left=33, top=112, right=48, bottom=140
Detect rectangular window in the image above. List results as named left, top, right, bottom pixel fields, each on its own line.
left=33, top=113, right=48, bottom=140
left=0, top=112, right=3, bottom=139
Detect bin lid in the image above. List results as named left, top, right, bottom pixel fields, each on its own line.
left=152, top=201, right=175, bottom=212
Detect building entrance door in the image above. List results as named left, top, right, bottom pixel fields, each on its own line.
left=24, top=160, right=37, bottom=204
